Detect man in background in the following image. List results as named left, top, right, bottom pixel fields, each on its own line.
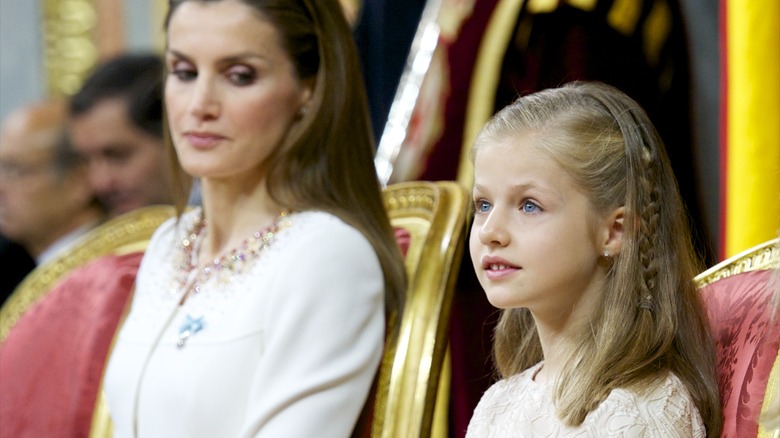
left=0, top=100, right=103, bottom=303
left=69, top=53, right=172, bottom=218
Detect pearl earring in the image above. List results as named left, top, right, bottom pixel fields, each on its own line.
left=603, top=250, right=610, bottom=258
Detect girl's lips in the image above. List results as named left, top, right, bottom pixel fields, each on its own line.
left=481, top=256, right=521, bottom=280
left=483, top=264, right=520, bottom=280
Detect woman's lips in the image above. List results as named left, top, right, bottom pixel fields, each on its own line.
left=184, top=132, right=226, bottom=149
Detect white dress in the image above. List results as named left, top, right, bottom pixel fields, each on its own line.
left=104, top=209, right=385, bottom=438
left=467, top=363, right=706, bottom=437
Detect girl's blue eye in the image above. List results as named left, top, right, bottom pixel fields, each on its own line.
left=475, top=200, right=491, bottom=213
left=521, top=200, right=540, bottom=213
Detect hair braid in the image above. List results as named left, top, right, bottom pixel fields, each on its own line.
left=637, top=144, right=661, bottom=309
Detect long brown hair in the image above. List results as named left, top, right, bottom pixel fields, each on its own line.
left=163, top=0, right=406, bottom=321
left=475, top=81, right=721, bottom=435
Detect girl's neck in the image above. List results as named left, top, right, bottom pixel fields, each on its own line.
left=533, top=326, right=579, bottom=384
left=531, top=307, right=593, bottom=384
left=531, top=275, right=607, bottom=384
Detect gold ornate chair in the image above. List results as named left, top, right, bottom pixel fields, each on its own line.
left=0, top=205, right=175, bottom=438
left=695, top=238, right=780, bottom=438
left=372, top=180, right=469, bottom=438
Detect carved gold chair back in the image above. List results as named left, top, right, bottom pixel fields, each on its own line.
left=373, top=181, right=469, bottom=438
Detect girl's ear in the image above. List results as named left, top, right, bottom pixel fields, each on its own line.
left=602, top=206, right=624, bottom=256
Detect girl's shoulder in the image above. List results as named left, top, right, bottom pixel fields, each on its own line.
left=467, top=369, right=706, bottom=438
left=588, top=372, right=706, bottom=437
left=470, top=363, right=548, bottom=419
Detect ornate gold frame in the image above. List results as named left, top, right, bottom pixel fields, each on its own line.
left=694, top=238, right=779, bottom=288
left=42, top=0, right=99, bottom=97
left=41, top=0, right=166, bottom=98
left=374, top=181, right=469, bottom=437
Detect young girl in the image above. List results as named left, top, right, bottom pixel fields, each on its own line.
left=466, top=82, right=721, bottom=436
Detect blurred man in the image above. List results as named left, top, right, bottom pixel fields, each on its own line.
left=0, top=100, right=103, bottom=302
left=69, top=53, right=172, bottom=218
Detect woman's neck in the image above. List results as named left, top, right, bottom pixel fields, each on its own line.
left=197, top=177, right=282, bottom=264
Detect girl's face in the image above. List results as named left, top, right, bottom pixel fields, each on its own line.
left=469, top=135, right=612, bottom=320
left=165, top=0, right=312, bottom=183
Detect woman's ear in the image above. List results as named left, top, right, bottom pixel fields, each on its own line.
left=299, top=77, right=315, bottom=107
left=602, top=206, right=625, bottom=256
left=296, top=78, right=315, bottom=118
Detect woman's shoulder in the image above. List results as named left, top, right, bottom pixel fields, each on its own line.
left=285, top=210, right=371, bottom=249
left=146, top=207, right=201, bottom=248
left=137, top=208, right=201, bottom=272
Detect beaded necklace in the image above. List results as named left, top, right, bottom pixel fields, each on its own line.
left=172, top=210, right=290, bottom=349
left=174, top=210, right=290, bottom=293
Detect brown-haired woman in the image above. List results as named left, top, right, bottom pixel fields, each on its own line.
left=103, top=1, right=406, bottom=436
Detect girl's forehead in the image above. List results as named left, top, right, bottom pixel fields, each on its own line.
left=476, top=134, right=545, bottom=159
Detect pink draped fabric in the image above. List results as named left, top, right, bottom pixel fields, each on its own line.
left=0, top=252, right=143, bottom=438
left=701, top=269, right=780, bottom=438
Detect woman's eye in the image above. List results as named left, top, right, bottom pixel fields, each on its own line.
left=171, top=67, right=196, bottom=81
left=521, top=200, right=541, bottom=213
left=474, top=199, right=492, bottom=213
left=227, top=67, right=256, bottom=86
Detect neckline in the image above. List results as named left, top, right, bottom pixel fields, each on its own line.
left=173, top=209, right=291, bottom=296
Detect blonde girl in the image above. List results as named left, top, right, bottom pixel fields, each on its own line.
left=467, top=81, right=720, bottom=436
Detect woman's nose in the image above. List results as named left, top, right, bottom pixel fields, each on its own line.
left=188, top=77, right=220, bottom=120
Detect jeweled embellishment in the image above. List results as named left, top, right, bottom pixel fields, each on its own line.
left=172, top=210, right=289, bottom=293
left=170, top=210, right=290, bottom=349
left=177, top=314, right=205, bottom=349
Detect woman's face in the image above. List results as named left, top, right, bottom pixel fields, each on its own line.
left=165, top=0, right=312, bottom=183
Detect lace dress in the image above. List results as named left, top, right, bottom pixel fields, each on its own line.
left=467, top=363, right=705, bottom=437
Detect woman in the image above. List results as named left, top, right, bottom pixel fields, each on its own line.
left=466, top=82, right=720, bottom=436
left=104, top=1, right=406, bottom=436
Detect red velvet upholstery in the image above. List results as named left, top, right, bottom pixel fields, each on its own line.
left=700, top=270, right=780, bottom=438
left=394, top=226, right=411, bottom=258
left=0, top=252, right=143, bottom=438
